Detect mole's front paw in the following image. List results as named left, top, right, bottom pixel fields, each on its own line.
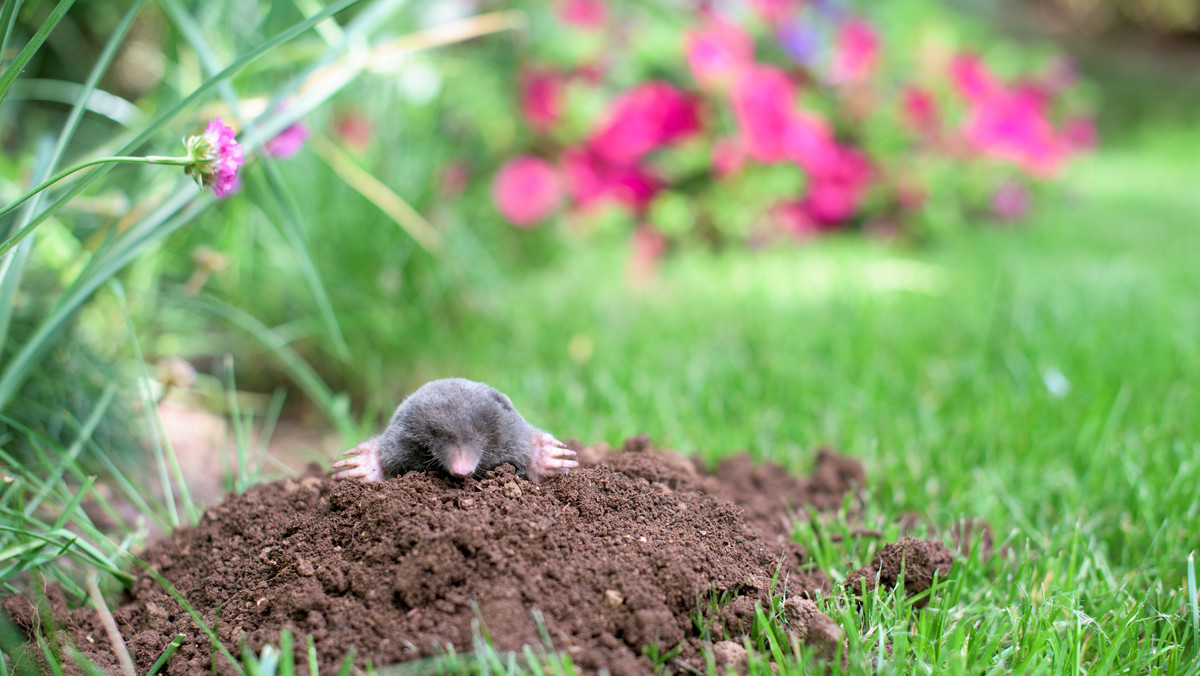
left=529, top=432, right=578, bottom=482
left=332, top=437, right=385, bottom=482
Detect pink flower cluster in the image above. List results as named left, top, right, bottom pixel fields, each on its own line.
left=490, top=0, right=1096, bottom=246
left=184, top=118, right=244, bottom=198
left=943, top=54, right=1096, bottom=177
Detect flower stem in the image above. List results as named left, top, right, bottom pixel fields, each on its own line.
left=0, top=155, right=192, bottom=221
left=0, top=155, right=192, bottom=258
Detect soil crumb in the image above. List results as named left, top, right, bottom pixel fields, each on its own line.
left=8, top=439, right=956, bottom=674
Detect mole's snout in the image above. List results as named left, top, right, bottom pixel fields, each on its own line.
left=445, top=448, right=479, bottom=478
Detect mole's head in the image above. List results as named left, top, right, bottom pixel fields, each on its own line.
left=399, top=379, right=522, bottom=479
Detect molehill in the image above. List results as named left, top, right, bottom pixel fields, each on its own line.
left=5, top=437, right=955, bottom=674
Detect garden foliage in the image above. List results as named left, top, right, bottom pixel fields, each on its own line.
left=491, top=0, right=1097, bottom=245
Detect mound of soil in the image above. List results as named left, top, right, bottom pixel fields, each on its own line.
left=5, top=438, right=955, bottom=674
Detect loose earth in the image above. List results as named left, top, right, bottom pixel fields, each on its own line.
left=5, top=437, right=956, bottom=674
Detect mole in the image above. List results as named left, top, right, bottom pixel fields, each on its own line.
left=332, top=378, right=578, bottom=482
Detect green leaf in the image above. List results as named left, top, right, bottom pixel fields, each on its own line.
left=0, top=0, right=77, bottom=106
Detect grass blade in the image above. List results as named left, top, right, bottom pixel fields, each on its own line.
left=256, top=159, right=351, bottom=359
left=308, top=132, right=444, bottom=255
left=335, top=646, right=357, bottom=676
left=51, top=475, right=95, bottom=530
left=0, top=187, right=203, bottom=411
left=148, top=634, right=186, bottom=675
left=0, top=0, right=26, bottom=76
left=0, top=0, right=77, bottom=106
left=1189, top=551, right=1198, bottom=651
left=86, top=572, right=134, bottom=676
left=24, top=385, right=114, bottom=517
left=134, top=558, right=243, bottom=675
left=113, top=281, right=197, bottom=525
left=197, top=295, right=356, bottom=441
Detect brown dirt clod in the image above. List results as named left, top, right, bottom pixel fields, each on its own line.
left=844, top=536, right=956, bottom=606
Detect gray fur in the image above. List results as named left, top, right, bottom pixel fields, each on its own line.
left=377, top=378, right=537, bottom=479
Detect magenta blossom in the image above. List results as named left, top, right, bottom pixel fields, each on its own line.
left=685, top=13, right=754, bottom=90
left=184, top=118, right=244, bottom=198
left=730, top=65, right=796, bottom=163
left=562, top=146, right=661, bottom=213
left=492, top=156, right=563, bottom=227
left=560, top=0, right=606, bottom=29
left=521, top=69, right=563, bottom=132
left=831, top=19, right=880, bottom=85
left=588, top=82, right=702, bottom=167
left=963, top=87, right=1065, bottom=176
left=799, top=144, right=872, bottom=225
left=784, top=111, right=839, bottom=175
left=265, top=121, right=309, bottom=158
left=950, top=54, right=1002, bottom=104
left=902, top=85, right=939, bottom=137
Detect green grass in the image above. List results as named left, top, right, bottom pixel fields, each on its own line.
left=326, top=123, right=1198, bottom=673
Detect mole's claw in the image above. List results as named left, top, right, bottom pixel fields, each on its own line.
left=529, top=431, right=578, bottom=482
left=331, top=437, right=385, bottom=483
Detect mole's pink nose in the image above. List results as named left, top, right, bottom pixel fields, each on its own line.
left=448, top=455, right=476, bottom=478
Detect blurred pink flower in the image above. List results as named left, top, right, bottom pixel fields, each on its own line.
left=962, top=88, right=1065, bottom=176
left=711, top=137, right=746, bottom=178
left=685, top=13, right=754, bottom=90
left=950, top=56, right=1078, bottom=176
left=991, top=181, right=1030, bottom=221
left=588, top=82, right=702, bottom=166
left=521, top=69, right=563, bottom=132
left=749, top=0, right=800, bottom=25
left=562, top=146, right=660, bottom=213
left=560, top=0, right=606, bottom=29
left=831, top=19, right=880, bottom=84
left=184, top=118, right=243, bottom=198
left=800, top=144, right=872, bottom=225
left=770, top=201, right=842, bottom=237
left=265, top=121, right=309, bottom=158
left=334, top=110, right=372, bottom=154
left=902, top=86, right=939, bottom=136
left=783, top=111, right=838, bottom=175
left=950, top=54, right=1001, bottom=104
left=492, top=156, right=563, bottom=227
left=730, top=65, right=796, bottom=163
left=1063, top=116, right=1098, bottom=151
left=630, top=224, right=668, bottom=281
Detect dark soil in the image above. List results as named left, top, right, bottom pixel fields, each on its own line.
left=4, top=437, right=957, bottom=674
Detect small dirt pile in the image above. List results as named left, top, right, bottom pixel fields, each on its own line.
left=5, top=438, right=955, bottom=674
